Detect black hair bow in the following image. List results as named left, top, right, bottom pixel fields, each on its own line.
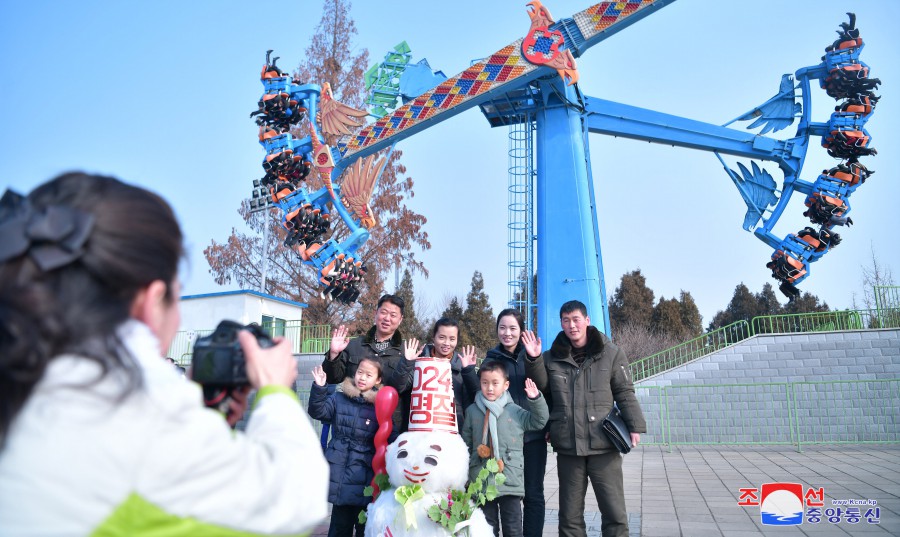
left=0, top=189, right=94, bottom=272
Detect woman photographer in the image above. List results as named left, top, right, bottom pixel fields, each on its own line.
left=0, top=172, right=328, bottom=535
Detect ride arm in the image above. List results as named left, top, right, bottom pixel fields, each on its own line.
left=333, top=0, right=678, bottom=168
left=583, top=96, right=804, bottom=176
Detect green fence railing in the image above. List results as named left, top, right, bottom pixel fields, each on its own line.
left=167, top=329, right=215, bottom=365
left=630, top=306, right=900, bottom=381
left=636, top=378, right=900, bottom=452
left=750, top=309, right=868, bottom=334
left=167, top=323, right=333, bottom=364
left=258, top=321, right=333, bottom=354
left=629, top=321, right=752, bottom=381
left=237, top=387, right=326, bottom=438
left=283, top=380, right=900, bottom=452
left=874, top=286, right=900, bottom=329
left=296, top=324, right=333, bottom=354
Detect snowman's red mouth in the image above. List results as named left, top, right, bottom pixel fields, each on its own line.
left=403, top=469, right=429, bottom=483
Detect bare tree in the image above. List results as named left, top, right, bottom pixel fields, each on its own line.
left=204, top=0, right=430, bottom=330
left=855, top=242, right=895, bottom=311
left=611, top=322, right=681, bottom=364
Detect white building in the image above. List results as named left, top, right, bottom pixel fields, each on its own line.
left=167, top=290, right=308, bottom=361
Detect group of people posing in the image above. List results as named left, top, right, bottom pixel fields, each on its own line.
left=313, top=294, right=647, bottom=537
left=0, top=173, right=331, bottom=536
left=0, top=173, right=646, bottom=537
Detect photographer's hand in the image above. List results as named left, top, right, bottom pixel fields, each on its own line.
left=225, top=385, right=252, bottom=427
left=239, top=331, right=298, bottom=389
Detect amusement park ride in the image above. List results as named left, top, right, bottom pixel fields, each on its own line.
left=246, top=0, right=879, bottom=341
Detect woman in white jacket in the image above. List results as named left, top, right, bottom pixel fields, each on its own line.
left=0, top=172, right=329, bottom=536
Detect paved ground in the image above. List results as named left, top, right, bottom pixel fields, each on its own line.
left=310, top=445, right=900, bottom=536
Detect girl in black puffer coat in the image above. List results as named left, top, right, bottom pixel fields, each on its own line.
left=309, top=358, right=383, bottom=537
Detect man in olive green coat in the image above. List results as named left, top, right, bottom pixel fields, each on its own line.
left=526, top=300, right=646, bottom=537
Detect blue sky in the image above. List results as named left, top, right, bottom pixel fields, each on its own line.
left=2, top=0, right=897, bottom=326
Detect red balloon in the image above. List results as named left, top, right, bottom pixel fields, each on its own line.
left=375, top=386, right=399, bottom=423
left=371, top=386, right=399, bottom=499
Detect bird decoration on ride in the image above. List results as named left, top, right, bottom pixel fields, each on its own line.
left=521, top=0, right=579, bottom=85
left=758, top=13, right=879, bottom=301
left=340, top=153, right=386, bottom=230
left=308, top=118, right=338, bottom=200
left=318, top=82, right=369, bottom=135
left=311, top=82, right=369, bottom=201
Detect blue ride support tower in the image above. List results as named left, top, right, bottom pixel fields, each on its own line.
left=248, top=2, right=879, bottom=349
left=535, top=77, right=610, bottom=337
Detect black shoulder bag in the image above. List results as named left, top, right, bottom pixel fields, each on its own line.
left=602, top=404, right=633, bottom=454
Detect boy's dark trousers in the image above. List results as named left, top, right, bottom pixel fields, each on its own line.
left=327, top=504, right=365, bottom=537
left=482, top=495, right=524, bottom=537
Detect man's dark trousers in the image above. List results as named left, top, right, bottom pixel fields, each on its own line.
left=557, top=451, right=628, bottom=537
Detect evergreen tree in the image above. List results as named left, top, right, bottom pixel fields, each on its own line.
left=756, top=282, right=783, bottom=316
left=709, top=282, right=829, bottom=331
left=395, top=269, right=425, bottom=340
left=677, top=291, right=703, bottom=336
left=441, top=296, right=465, bottom=321
left=440, top=296, right=468, bottom=347
left=784, top=293, right=829, bottom=314
left=651, top=297, right=687, bottom=339
left=203, top=0, right=430, bottom=328
left=708, top=283, right=758, bottom=330
left=608, top=269, right=655, bottom=331
left=461, top=271, right=495, bottom=355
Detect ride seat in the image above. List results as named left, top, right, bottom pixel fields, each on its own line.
left=837, top=38, right=864, bottom=50
left=796, top=232, right=822, bottom=251
left=782, top=255, right=807, bottom=283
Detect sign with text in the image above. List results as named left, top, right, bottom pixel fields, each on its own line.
left=408, top=358, right=457, bottom=434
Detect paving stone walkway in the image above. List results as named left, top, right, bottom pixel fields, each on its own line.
left=310, top=445, right=900, bottom=536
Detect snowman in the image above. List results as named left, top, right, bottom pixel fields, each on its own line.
left=364, top=358, right=493, bottom=537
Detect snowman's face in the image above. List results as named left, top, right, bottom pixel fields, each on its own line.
left=386, top=431, right=469, bottom=492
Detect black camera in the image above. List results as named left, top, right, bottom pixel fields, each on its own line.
left=191, top=320, right=275, bottom=387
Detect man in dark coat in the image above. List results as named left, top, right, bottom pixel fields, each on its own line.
left=323, top=294, right=414, bottom=437
left=526, top=300, right=647, bottom=537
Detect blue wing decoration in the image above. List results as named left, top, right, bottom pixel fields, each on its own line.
left=727, top=161, right=778, bottom=230
left=735, top=74, right=801, bottom=135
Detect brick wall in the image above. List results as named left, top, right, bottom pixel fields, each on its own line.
left=634, top=329, right=900, bottom=445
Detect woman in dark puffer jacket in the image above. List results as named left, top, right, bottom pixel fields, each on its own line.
left=481, top=308, right=547, bottom=537
left=309, top=358, right=382, bottom=537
